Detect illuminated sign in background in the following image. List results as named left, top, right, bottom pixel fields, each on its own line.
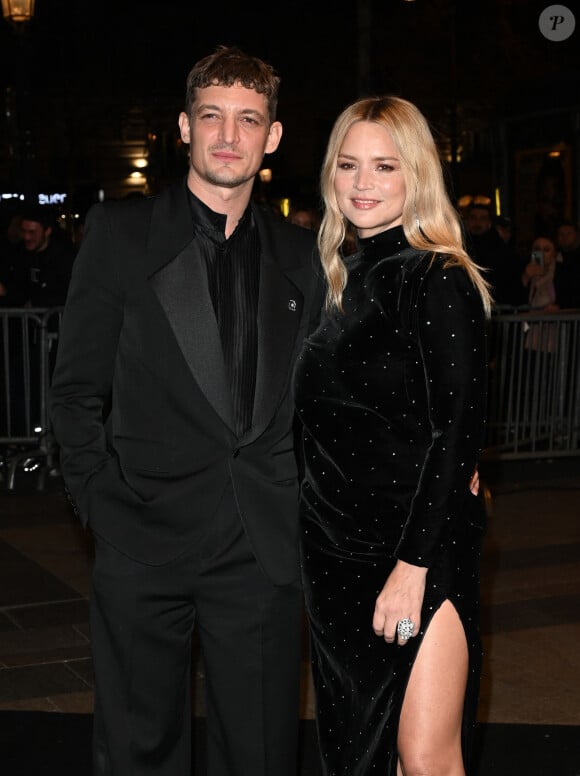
left=1, top=192, right=67, bottom=205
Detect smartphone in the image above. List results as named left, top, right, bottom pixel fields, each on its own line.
left=531, top=249, right=544, bottom=267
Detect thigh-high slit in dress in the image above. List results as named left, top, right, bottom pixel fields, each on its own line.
left=294, top=226, right=488, bottom=775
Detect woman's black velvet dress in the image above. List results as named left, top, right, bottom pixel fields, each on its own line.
left=294, top=226, right=488, bottom=775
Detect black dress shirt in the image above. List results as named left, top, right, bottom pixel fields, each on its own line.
left=188, top=191, right=260, bottom=436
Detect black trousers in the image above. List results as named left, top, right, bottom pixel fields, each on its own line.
left=89, top=484, right=303, bottom=776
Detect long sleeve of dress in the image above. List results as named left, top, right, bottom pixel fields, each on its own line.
left=395, top=260, right=488, bottom=567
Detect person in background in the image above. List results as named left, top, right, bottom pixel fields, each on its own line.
left=518, top=236, right=564, bottom=417
left=294, top=95, right=490, bottom=776
left=554, top=220, right=580, bottom=309
left=520, top=234, right=560, bottom=312
left=494, top=214, right=514, bottom=246
left=556, top=219, right=580, bottom=262
left=50, top=45, right=323, bottom=776
left=515, top=230, right=580, bottom=312
left=464, top=202, right=520, bottom=307
left=6, top=204, right=76, bottom=307
left=1, top=206, right=72, bottom=432
left=287, top=204, right=321, bottom=231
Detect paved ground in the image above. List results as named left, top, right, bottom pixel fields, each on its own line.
left=1, top=456, right=579, bottom=728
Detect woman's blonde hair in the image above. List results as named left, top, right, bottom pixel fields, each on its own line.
left=318, top=95, right=492, bottom=315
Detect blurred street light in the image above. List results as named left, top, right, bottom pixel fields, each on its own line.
left=1, top=0, right=35, bottom=28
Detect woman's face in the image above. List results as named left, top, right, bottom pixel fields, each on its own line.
left=531, top=237, right=557, bottom=270
left=334, top=121, right=406, bottom=239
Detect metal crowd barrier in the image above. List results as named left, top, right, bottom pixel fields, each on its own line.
left=484, top=308, right=580, bottom=460
left=0, top=306, right=63, bottom=490
left=1, top=306, right=579, bottom=491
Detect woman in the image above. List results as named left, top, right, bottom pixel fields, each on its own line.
left=521, top=235, right=559, bottom=312
left=294, top=95, right=492, bottom=775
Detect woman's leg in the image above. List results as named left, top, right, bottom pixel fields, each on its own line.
left=397, top=599, right=468, bottom=776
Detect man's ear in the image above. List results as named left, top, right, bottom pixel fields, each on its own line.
left=265, top=121, right=283, bottom=155
left=178, top=112, right=191, bottom=144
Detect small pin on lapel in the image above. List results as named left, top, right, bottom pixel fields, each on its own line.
left=288, top=299, right=297, bottom=311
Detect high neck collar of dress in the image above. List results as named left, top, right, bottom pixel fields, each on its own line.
left=356, top=225, right=408, bottom=256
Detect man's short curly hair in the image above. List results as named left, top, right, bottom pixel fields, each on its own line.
left=184, top=45, right=280, bottom=124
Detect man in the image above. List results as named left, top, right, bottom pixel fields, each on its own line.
left=464, top=202, right=520, bottom=307
left=555, top=220, right=580, bottom=309
left=6, top=204, right=75, bottom=307
left=494, top=214, right=513, bottom=246
left=556, top=219, right=580, bottom=261
left=50, top=46, right=323, bottom=776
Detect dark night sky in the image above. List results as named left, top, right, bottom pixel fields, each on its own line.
left=5, top=1, right=578, bottom=117
left=10, top=1, right=575, bottom=104
left=1, top=0, right=579, bottom=200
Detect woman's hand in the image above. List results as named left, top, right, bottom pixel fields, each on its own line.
left=372, top=560, right=427, bottom=646
left=522, top=261, right=545, bottom=285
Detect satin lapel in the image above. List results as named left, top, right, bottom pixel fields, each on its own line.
left=144, top=179, right=196, bottom=276
left=147, top=184, right=235, bottom=431
left=244, top=207, right=304, bottom=443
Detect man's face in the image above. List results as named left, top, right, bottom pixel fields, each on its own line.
left=466, top=208, right=492, bottom=236
left=557, top=224, right=579, bottom=251
left=178, top=82, right=282, bottom=194
left=21, top=220, right=51, bottom=252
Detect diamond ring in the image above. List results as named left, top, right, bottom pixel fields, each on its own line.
left=397, top=618, right=415, bottom=640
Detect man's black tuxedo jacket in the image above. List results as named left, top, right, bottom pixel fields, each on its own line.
left=49, top=179, right=323, bottom=585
